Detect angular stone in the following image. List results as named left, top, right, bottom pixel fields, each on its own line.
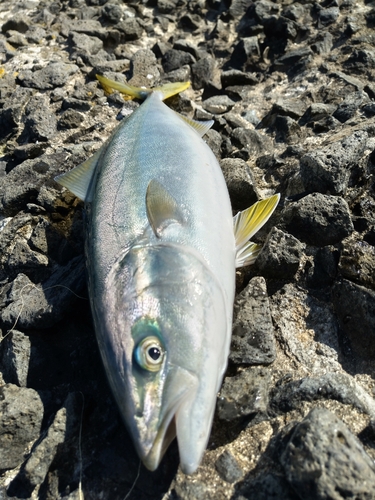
left=332, top=279, right=375, bottom=359
left=215, top=450, right=244, bottom=483
left=0, top=329, right=31, bottom=386
left=281, top=408, right=375, bottom=499
left=256, top=227, right=304, bottom=279
left=0, top=384, right=43, bottom=470
left=218, top=366, right=271, bottom=421
left=220, top=158, right=258, bottom=211
left=230, top=276, right=276, bottom=365
left=281, top=193, right=354, bottom=246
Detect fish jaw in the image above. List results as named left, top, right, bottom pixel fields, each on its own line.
left=92, top=243, right=231, bottom=473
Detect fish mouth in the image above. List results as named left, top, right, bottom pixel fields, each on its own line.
left=137, top=365, right=199, bottom=472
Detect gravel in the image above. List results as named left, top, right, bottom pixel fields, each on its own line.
left=1, top=0, right=375, bottom=498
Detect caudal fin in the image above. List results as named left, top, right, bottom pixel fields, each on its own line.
left=96, top=75, right=190, bottom=101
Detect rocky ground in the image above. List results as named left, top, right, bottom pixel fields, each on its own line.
left=0, top=0, right=375, bottom=498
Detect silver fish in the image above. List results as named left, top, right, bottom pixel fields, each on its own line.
left=55, top=78, right=279, bottom=474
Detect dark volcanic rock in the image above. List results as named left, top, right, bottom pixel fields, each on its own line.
left=0, top=384, right=43, bottom=470
left=220, top=158, right=258, bottom=210
left=280, top=408, right=375, bottom=499
left=18, top=62, right=79, bottom=90
left=281, top=193, right=354, bottom=246
left=215, top=450, right=244, bottom=483
left=218, top=366, right=271, bottom=421
left=230, top=277, right=276, bottom=365
left=332, top=279, right=375, bottom=359
left=300, top=130, right=368, bottom=195
left=256, top=227, right=304, bottom=279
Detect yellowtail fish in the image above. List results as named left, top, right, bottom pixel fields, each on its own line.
left=55, top=77, right=279, bottom=474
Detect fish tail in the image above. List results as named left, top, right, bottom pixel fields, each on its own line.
left=96, top=75, right=190, bottom=101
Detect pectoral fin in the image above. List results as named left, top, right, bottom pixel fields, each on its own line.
left=234, top=194, right=280, bottom=268
left=54, top=148, right=102, bottom=202
left=146, top=180, right=184, bottom=237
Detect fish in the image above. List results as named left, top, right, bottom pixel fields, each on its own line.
left=55, top=77, right=279, bottom=474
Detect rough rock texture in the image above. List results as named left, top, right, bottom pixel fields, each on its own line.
left=1, top=0, right=375, bottom=499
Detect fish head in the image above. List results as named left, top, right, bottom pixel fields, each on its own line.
left=98, top=243, right=230, bottom=474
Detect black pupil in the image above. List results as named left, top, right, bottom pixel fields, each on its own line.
left=148, top=347, right=161, bottom=361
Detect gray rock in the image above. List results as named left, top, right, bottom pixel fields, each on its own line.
left=1, top=14, right=31, bottom=33
left=256, top=227, right=304, bottom=279
left=215, top=450, right=244, bottom=483
left=0, top=152, right=68, bottom=215
left=280, top=408, right=375, bottom=499
left=101, top=3, right=123, bottom=23
left=272, top=99, right=307, bottom=120
left=220, top=158, right=258, bottom=210
left=162, top=49, right=196, bottom=73
left=204, top=128, right=222, bottom=159
left=230, top=276, right=276, bottom=365
left=62, top=97, right=91, bottom=112
left=20, top=94, right=57, bottom=142
left=318, top=6, right=340, bottom=25
left=237, top=473, right=296, bottom=500
left=0, top=384, right=43, bottom=470
left=332, top=91, right=369, bottom=123
left=332, top=279, right=375, bottom=359
left=218, top=366, right=271, bottom=421
left=129, top=49, right=160, bottom=87
left=0, top=86, right=34, bottom=140
left=191, top=56, right=217, bottom=90
left=202, top=95, right=235, bottom=114
left=338, top=238, right=375, bottom=289
left=70, top=31, right=103, bottom=56
left=231, top=128, right=273, bottom=156
left=230, top=36, right=261, bottom=69
left=311, top=32, right=334, bottom=54
left=299, top=103, right=337, bottom=125
left=221, top=69, right=258, bottom=87
left=270, top=372, right=375, bottom=420
left=117, top=18, right=144, bottom=40
left=0, top=329, right=31, bottom=386
left=1, top=256, right=85, bottom=329
left=18, top=62, right=80, bottom=90
left=58, top=109, right=85, bottom=129
left=344, top=49, right=375, bottom=74
left=274, top=47, right=313, bottom=70
left=281, top=193, right=354, bottom=246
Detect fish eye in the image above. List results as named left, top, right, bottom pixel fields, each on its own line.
left=134, top=336, right=165, bottom=372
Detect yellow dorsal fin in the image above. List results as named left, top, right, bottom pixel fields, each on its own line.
left=146, top=179, right=184, bottom=237
left=234, top=194, right=280, bottom=268
left=96, top=75, right=190, bottom=101
left=54, top=147, right=103, bottom=202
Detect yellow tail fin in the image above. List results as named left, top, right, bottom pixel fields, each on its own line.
left=96, top=75, right=190, bottom=101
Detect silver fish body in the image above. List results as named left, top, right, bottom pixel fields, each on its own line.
left=55, top=79, right=280, bottom=474
left=86, top=92, right=235, bottom=473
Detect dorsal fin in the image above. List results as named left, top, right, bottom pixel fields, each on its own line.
left=54, top=147, right=102, bottom=202
left=96, top=75, right=190, bottom=101
left=234, top=194, right=280, bottom=268
left=175, top=113, right=214, bottom=137
left=146, top=180, right=184, bottom=237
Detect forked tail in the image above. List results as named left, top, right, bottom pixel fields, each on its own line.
left=96, top=75, right=190, bottom=101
